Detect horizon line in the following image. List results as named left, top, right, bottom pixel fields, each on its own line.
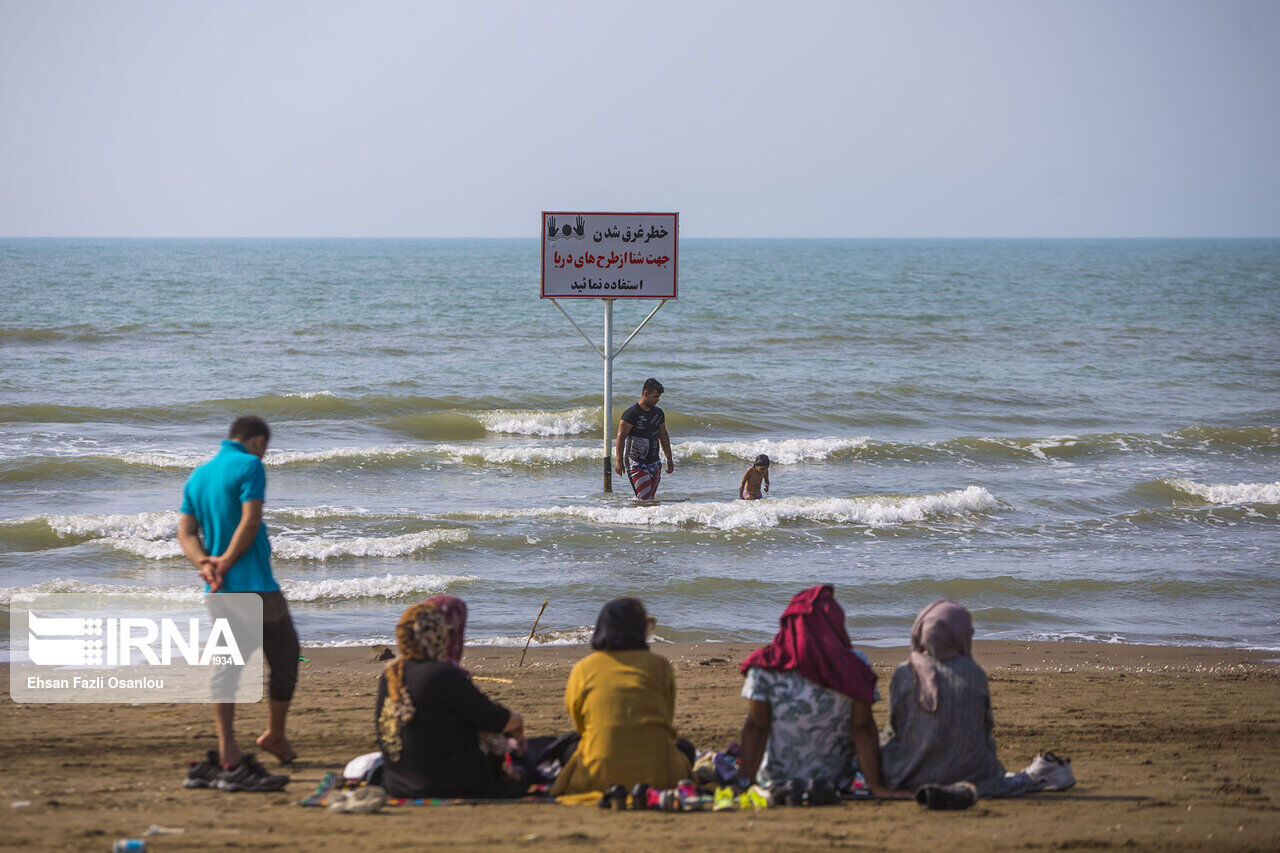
left=3, top=234, right=1279, bottom=241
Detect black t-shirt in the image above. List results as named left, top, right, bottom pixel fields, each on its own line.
left=621, top=403, right=665, bottom=466
left=376, top=660, right=512, bottom=798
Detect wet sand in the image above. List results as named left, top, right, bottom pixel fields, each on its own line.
left=3, top=640, right=1279, bottom=851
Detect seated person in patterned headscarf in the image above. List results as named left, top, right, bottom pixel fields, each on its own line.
left=549, top=598, right=692, bottom=796
left=737, top=584, right=909, bottom=798
left=879, top=599, right=1031, bottom=797
left=376, top=599, right=527, bottom=799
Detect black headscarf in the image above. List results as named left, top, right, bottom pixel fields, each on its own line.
left=590, top=598, right=649, bottom=651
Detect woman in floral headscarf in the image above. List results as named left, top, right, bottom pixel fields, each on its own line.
left=376, top=600, right=527, bottom=798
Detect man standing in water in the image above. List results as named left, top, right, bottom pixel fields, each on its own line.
left=176, top=415, right=297, bottom=792
left=615, top=378, right=674, bottom=500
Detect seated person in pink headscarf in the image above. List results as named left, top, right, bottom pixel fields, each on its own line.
left=879, top=599, right=1030, bottom=797
left=736, top=584, right=909, bottom=798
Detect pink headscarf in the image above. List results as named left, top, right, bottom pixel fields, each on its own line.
left=423, top=595, right=468, bottom=671
left=908, top=599, right=974, bottom=711
left=740, top=585, right=877, bottom=703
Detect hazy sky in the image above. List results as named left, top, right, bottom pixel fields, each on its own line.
left=2, top=1, right=1278, bottom=237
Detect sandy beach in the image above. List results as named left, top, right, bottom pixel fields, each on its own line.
left=3, top=640, right=1278, bottom=851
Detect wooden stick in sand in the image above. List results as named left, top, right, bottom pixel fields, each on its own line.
left=519, top=597, right=550, bottom=667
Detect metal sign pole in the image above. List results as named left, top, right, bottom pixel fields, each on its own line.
left=603, top=299, right=614, bottom=492
left=545, top=296, right=667, bottom=495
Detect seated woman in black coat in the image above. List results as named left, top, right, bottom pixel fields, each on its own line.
left=376, top=600, right=526, bottom=798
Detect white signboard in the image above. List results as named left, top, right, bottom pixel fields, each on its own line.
left=541, top=211, right=678, bottom=299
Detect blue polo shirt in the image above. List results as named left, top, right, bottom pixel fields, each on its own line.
left=180, top=439, right=278, bottom=593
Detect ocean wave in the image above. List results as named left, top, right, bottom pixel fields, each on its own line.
left=381, top=412, right=489, bottom=440
left=456, top=487, right=998, bottom=530
left=272, top=529, right=468, bottom=560
left=468, top=627, right=598, bottom=647
left=0, top=393, right=453, bottom=424
left=676, top=437, right=870, bottom=464
left=3, top=422, right=1274, bottom=483
left=305, top=626, right=601, bottom=649
left=35, top=511, right=179, bottom=540
left=1160, top=478, right=1280, bottom=506
left=432, top=443, right=600, bottom=465
left=1, top=511, right=469, bottom=561
left=263, top=445, right=428, bottom=466
left=0, top=324, right=109, bottom=343
left=93, top=528, right=469, bottom=561
left=475, top=408, right=598, bottom=436
left=0, top=572, right=476, bottom=605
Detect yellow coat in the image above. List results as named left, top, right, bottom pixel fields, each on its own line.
left=550, top=649, right=692, bottom=796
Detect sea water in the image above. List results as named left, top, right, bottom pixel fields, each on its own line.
left=1, top=238, right=1277, bottom=650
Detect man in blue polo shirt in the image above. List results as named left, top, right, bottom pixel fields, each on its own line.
left=177, top=415, right=296, bottom=792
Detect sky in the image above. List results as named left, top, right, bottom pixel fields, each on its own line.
left=1, top=1, right=1278, bottom=238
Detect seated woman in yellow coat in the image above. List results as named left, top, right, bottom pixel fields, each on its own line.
left=550, top=598, right=692, bottom=796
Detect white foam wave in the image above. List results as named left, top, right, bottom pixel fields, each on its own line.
left=272, top=529, right=469, bottom=560
left=281, top=391, right=335, bottom=398
left=281, top=571, right=474, bottom=601
left=468, top=627, right=597, bottom=647
left=32, top=511, right=180, bottom=540
left=675, top=437, right=870, bottom=464
left=94, top=528, right=469, bottom=561
left=91, top=536, right=184, bottom=559
left=1024, top=435, right=1080, bottom=463
left=476, top=408, right=597, bottom=436
left=436, top=436, right=871, bottom=467
left=10, top=435, right=880, bottom=472
left=112, top=451, right=208, bottom=468
left=272, top=505, right=379, bottom=520
left=305, top=627, right=599, bottom=649
left=263, top=445, right=427, bottom=466
left=433, top=443, right=600, bottom=465
left=304, top=637, right=394, bottom=648
left=0, top=572, right=476, bottom=605
left=1168, top=478, right=1280, bottom=505
left=465, top=487, right=997, bottom=531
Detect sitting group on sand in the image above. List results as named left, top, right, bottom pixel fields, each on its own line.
left=361, top=587, right=1072, bottom=806
left=178, top=415, right=1072, bottom=804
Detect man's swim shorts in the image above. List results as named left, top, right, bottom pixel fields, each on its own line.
left=628, top=462, right=662, bottom=500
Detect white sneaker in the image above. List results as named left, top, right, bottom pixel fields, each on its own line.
left=328, top=785, right=388, bottom=813
left=1024, top=752, right=1075, bottom=791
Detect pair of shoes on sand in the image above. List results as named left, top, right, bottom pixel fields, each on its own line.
left=914, top=751, right=1076, bottom=810
left=327, top=785, right=388, bottom=814
left=184, top=751, right=289, bottom=793
left=601, top=780, right=710, bottom=811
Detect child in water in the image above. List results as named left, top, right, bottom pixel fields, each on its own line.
left=739, top=454, right=770, bottom=500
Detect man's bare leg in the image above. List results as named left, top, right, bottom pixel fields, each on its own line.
left=214, top=703, right=243, bottom=766
left=255, top=699, right=295, bottom=764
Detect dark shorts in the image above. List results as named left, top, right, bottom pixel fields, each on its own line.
left=260, top=590, right=300, bottom=702
left=209, top=590, right=299, bottom=703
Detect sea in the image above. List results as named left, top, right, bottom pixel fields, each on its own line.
left=1, top=238, right=1277, bottom=652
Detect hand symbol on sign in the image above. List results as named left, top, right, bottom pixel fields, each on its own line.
left=547, top=216, right=558, bottom=239
left=574, top=216, right=586, bottom=238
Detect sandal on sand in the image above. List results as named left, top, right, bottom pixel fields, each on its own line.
left=328, top=785, right=388, bottom=814
left=915, top=781, right=978, bottom=810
